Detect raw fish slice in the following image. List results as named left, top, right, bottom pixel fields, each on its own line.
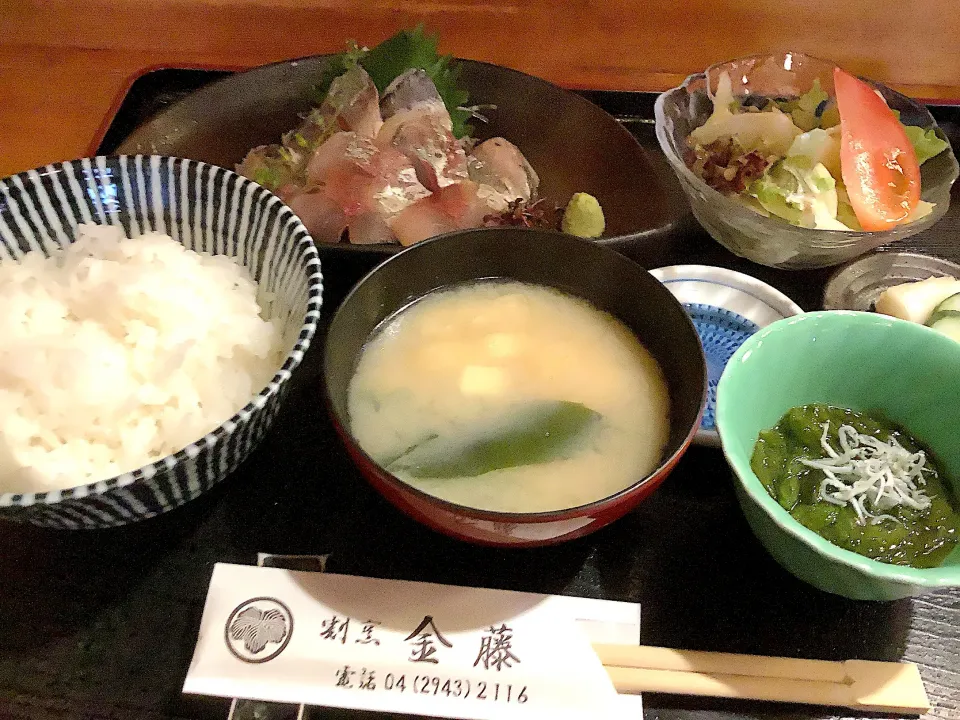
left=390, top=198, right=459, bottom=246
left=377, top=103, right=469, bottom=191
left=284, top=190, right=348, bottom=243
left=380, top=69, right=443, bottom=119
left=368, top=147, right=432, bottom=216
left=377, top=103, right=448, bottom=153
left=318, top=135, right=381, bottom=216
left=282, top=65, right=382, bottom=157
left=305, top=131, right=360, bottom=186
left=348, top=211, right=397, bottom=245
left=274, top=183, right=301, bottom=203
left=236, top=144, right=301, bottom=192
left=320, top=65, right=383, bottom=138
left=465, top=153, right=518, bottom=214
left=389, top=181, right=487, bottom=246
left=434, top=180, right=489, bottom=228
left=323, top=164, right=375, bottom=218
left=316, top=136, right=431, bottom=225
left=468, top=137, right=540, bottom=202
left=284, top=108, right=336, bottom=155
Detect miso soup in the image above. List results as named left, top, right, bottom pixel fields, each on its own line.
left=347, top=280, right=670, bottom=513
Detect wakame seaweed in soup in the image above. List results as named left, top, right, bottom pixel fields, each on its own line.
left=751, top=404, right=960, bottom=568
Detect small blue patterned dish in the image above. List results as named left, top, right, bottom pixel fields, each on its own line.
left=0, top=156, right=323, bottom=528
left=650, top=265, right=803, bottom=447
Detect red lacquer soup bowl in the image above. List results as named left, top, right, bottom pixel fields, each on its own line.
left=322, top=228, right=707, bottom=546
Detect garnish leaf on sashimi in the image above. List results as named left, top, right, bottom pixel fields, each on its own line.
left=313, top=25, right=473, bottom=139
left=385, top=400, right=601, bottom=479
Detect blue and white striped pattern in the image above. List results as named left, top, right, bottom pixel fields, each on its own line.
left=0, top=156, right=323, bottom=529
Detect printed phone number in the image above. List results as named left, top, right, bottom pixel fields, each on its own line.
left=334, top=666, right=529, bottom=704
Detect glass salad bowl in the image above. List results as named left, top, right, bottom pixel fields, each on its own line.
left=654, top=52, right=959, bottom=270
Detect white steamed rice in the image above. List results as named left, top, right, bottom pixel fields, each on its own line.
left=0, top=223, right=284, bottom=494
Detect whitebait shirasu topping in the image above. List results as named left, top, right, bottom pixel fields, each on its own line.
left=799, top=423, right=933, bottom=526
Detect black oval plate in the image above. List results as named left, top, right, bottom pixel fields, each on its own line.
left=116, top=56, right=683, bottom=256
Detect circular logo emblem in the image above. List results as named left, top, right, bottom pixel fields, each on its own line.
left=224, top=597, right=294, bottom=663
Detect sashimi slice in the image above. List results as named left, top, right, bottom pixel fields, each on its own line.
left=281, top=65, right=382, bottom=157
left=390, top=199, right=460, bottom=246
left=318, top=135, right=381, bottom=216
left=283, top=108, right=335, bottom=156
left=369, top=147, right=433, bottom=211
left=319, top=138, right=431, bottom=220
left=468, top=137, right=540, bottom=202
left=322, top=65, right=383, bottom=138
left=389, top=181, right=487, bottom=246
left=380, top=68, right=444, bottom=119
left=274, top=183, right=301, bottom=203
left=348, top=211, right=398, bottom=245
left=306, top=131, right=361, bottom=186
left=236, top=144, right=301, bottom=192
left=433, top=181, right=489, bottom=228
left=285, top=189, right=349, bottom=243
left=305, top=130, right=431, bottom=241
left=377, top=103, right=468, bottom=191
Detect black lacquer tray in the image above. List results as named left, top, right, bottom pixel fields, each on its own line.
left=2, top=68, right=959, bottom=720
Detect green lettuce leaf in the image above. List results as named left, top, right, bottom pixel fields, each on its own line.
left=902, top=125, right=950, bottom=165
left=789, top=79, right=829, bottom=131
left=748, top=162, right=804, bottom=224
left=786, top=127, right=842, bottom=179
left=385, top=400, right=601, bottom=479
left=775, top=78, right=829, bottom=130
left=797, top=78, right=829, bottom=114
left=748, top=158, right=852, bottom=229
left=819, top=103, right=840, bottom=128
left=790, top=108, right=820, bottom=132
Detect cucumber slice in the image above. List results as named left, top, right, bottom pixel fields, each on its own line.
left=928, top=308, right=960, bottom=327
left=929, top=313, right=960, bottom=343
left=926, top=291, right=960, bottom=326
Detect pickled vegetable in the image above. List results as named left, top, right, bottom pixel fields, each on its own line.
left=875, top=277, right=960, bottom=325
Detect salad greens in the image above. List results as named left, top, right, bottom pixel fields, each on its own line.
left=903, top=125, right=951, bottom=165
left=772, top=78, right=831, bottom=132
left=686, top=71, right=949, bottom=231
left=750, top=157, right=846, bottom=230
left=315, top=25, right=473, bottom=138
left=689, top=73, right=801, bottom=157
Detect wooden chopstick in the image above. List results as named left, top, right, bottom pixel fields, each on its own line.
left=596, top=643, right=847, bottom=683
left=593, top=644, right=930, bottom=715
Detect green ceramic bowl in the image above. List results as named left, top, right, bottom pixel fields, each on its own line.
left=716, top=310, right=960, bottom=601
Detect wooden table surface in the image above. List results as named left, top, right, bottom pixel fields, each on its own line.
left=2, top=0, right=960, bottom=179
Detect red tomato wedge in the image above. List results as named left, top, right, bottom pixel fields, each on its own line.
left=834, top=68, right=921, bottom=231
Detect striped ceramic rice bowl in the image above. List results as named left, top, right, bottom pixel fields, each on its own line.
left=0, top=155, right=323, bottom=528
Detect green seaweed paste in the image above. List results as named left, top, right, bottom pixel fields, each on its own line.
left=751, top=404, right=960, bottom=568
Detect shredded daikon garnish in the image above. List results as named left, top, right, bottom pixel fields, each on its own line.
left=800, top=423, right=933, bottom=526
